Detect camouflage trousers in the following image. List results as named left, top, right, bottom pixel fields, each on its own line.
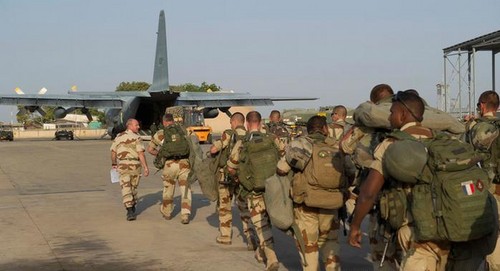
left=346, top=192, right=400, bottom=270
left=119, top=170, right=141, bottom=208
left=160, top=159, right=191, bottom=217
left=369, top=213, right=400, bottom=271
left=293, top=204, right=340, bottom=271
left=399, top=225, right=450, bottom=271
left=247, top=193, right=278, bottom=268
left=217, top=180, right=254, bottom=244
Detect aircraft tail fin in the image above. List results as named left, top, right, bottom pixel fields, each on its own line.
left=148, top=10, right=169, bottom=93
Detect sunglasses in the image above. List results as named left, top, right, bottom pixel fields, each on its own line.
left=392, top=91, right=422, bottom=122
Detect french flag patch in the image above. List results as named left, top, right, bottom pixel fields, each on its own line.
left=461, top=180, right=475, bottom=196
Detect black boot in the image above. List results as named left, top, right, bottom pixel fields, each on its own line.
left=126, top=207, right=136, bottom=221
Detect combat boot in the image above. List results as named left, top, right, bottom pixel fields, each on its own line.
left=215, top=234, right=232, bottom=245
left=181, top=214, right=190, bottom=224
left=126, top=207, right=136, bottom=221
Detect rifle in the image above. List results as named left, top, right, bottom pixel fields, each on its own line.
left=338, top=205, right=348, bottom=236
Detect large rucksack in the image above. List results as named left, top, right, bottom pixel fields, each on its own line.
left=264, top=173, right=294, bottom=230
left=290, top=135, right=345, bottom=209
left=238, top=132, right=279, bottom=192
left=153, top=124, right=190, bottom=169
left=383, top=130, right=497, bottom=242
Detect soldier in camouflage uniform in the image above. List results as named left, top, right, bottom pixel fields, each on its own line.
left=328, top=105, right=350, bottom=140
left=340, top=84, right=399, bottom=270
left=264, top=110, right=290, bottom=154
left=209, top=112, right=256, bottom=248
left=349, top=91, right=453, bottom=271
left=147, top=113, right=192, bottom=224
left=110, top=118, right=150, bottom=221
left=227, top=111, right=280, bottom=271
left=277, top=116, right=342, bottom=271
left=464, top=90, right=500, bottom=271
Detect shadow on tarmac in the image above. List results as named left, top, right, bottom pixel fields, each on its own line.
left=0, top=234, right=163, bottom=271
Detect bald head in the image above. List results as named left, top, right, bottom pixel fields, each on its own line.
left=246, top=111, right=262, bottom=130
left=126, top=118, right=140, bottom=133
left=478, top=90, right=499, bottom=114
left=269, top=110, right=281, bottom=123
left=332, top=105, right=347, bottom=122
left=370, top=84, right=394, bottom=103
left=392, top=90, right=425, bottom=122
left=230, top=112, right=245, bottom=129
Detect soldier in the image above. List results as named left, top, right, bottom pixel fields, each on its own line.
left=348, top=91, right=450, bottom=270
left=277, top=115, right=342, bottom=271
left=209, top=112, right=257, bottom=249
left=328, top=105, right=350, bottom=140
left=464, top=90, right=500, bottom=271
left=227, top=111, right=280, bottom=271
left=110, top=118, right=149, bottom=221
left=340, top=84, right=397, bottom=270
left=147, top=113, right=192, bottom=224
left=265, top=110, right=290, bottom=153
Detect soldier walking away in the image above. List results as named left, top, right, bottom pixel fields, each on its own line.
left=110, top=118, right=149, bottom=221
left=340, top=84, right=399, bottom=270
left=148, top=113, right=192, bottom=224
left=277, top=115, right=343, bottom=271
left=348, top=91, right=448, bottom=269
left=209, top=112, right=257, bottom=249
left=227, top=111, right=280, bottom=271
left=462, top=90, right=500, bottom=271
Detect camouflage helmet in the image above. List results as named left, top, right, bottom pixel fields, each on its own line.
left=285, top=137, right=313, bottom=171
left=383, top=140, right=428, bottom=184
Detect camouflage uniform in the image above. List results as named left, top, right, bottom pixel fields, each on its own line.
left=372, top=122, right=450, bottom=271
left=149, top=129, right=192, bottom=221
left=328, top=120, right=348, bottom=140
left=228, top=129, right=280, bottom=270
left=341, top=123, right=396, bottom=270
left=277, top=132, right=341, bottom=271
left=465, top=112, right=500, bottom=271
left=264, top=121, right=290, bottom=155
left=212, top=126, right=255, bottom=246
left=110, top=130, right=145, bottom=208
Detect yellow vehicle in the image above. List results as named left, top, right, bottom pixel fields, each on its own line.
left=183, top=107, right=212, bottom=144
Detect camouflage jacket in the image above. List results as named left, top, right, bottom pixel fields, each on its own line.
left=465, top=112, right=500, bottom=182
left=110, top=130, right=145, bottom=173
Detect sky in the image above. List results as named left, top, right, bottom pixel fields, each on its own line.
left=1, top=0, right=499, bottom=122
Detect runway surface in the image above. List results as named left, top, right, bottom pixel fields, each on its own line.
left=0, top=139, right=372, bottom=270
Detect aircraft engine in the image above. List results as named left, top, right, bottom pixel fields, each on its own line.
left=23, top=106, right=46, bottom=116
left=54, top=107, right=69, bottom=119
left=202, top=108, right=219, bottom=119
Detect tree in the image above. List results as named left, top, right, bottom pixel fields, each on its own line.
left=200, top=82, right=221, bottom=92
left=169, top=82, right=221, bottom=93
left=116, top=81, right=151, bottom=91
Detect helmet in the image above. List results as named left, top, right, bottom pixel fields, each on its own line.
left=383, top=140, right=428, bottom=184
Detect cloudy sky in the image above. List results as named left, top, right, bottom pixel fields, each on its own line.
left=0, top=0, right=499, bottom=122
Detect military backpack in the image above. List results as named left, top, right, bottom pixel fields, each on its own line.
left=238, top=132, right=279, bottom=192
left=382, top=129, right=497, bottom=242
left=290, top=135, right=345, bottom=209
left=216, top=129, right=245, bottom=169
left=153, top=124, right=190, bottom=169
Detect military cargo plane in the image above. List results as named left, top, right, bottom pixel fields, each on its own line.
left=0, top=10, right=315, bottom=138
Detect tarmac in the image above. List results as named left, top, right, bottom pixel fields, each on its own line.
left=0, top=139, right=373, bottom=271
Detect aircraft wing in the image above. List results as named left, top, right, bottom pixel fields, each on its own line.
left=175, top=92, right=317, bottom=107
left=0, top=92, right=150, bottom=108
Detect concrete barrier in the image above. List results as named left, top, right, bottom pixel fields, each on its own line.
left=13, top=129, right=108, bottom=139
